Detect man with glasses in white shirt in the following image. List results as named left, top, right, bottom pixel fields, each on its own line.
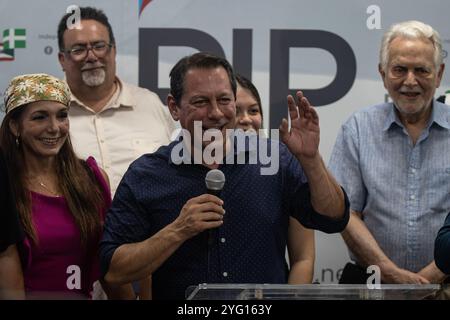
left=57, top=6, right=176, bottom=197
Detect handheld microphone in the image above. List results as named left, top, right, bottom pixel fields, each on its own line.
left=204, top=169, right=225, bottom=241
left=205, top=169, right=225, bottom=197
left=205, top=169, right=225, bottom=279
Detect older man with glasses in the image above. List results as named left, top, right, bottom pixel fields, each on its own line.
left=57, top=6, right=176, bottom=299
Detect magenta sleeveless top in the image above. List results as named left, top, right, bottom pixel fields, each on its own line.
left=21, top=157, right=111, bottom=299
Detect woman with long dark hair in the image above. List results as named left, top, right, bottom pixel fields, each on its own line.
left=0, top=73, right=116, bottom=298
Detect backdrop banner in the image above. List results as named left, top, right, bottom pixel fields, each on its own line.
left=1, top=0, right=449, bottom=283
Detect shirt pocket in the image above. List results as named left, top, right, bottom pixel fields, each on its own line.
left=432, top=167, right=450, bottom=186
left=441, top=167, right=450, bottom=192
left=424, top=167, right=450, bottom=212
left=132, top=138, right=162, bottom=158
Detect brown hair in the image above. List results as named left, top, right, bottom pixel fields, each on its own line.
left=0, top=106, right=105, bottom=247
left=169, top=52, right=237, bottom=106
left=235, top=74, right=263, bottom=122
left=57, top=6, right=116, bottom=52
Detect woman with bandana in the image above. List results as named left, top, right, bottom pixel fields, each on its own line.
left=0, top=74, right=129, bottom=299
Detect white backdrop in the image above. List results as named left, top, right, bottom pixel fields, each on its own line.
left=1, top=0, right=450, bottom=283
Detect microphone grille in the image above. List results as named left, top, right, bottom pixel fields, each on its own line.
left=205, top=169, right=225, bottom=191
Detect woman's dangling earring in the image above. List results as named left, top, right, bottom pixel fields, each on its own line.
left=15, top=135, right=20, bottom=147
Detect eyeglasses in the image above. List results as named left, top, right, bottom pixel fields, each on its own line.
left=63, top=41, right=113, bottom=61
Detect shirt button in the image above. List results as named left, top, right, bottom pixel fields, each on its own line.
left=411, top=168, right=416, bottom=174
left=223, top=272, right=228, bottom=277
left=220, top=238, right=226, bottom=243
left=100, top=139, right=105, bottom=143
left=410, top=195, right=415, bottom=200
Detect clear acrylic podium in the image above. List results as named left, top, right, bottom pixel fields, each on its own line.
left=186, top=284, right=441, bottom=300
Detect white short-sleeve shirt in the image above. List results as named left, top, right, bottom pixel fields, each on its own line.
left=69, top=78, right=177, bottom=195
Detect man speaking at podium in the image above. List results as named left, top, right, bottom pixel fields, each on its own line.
left=99, top=52, right=349, bottom=299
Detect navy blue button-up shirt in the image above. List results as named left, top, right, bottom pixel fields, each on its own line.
left=100, top=137, right=349, bottom=299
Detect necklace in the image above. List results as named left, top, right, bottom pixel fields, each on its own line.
left=29, top=178, right=61, bottom=196
left=27, top=175, right=61, bottom=196
left=38, top=181, right=61, bottom=196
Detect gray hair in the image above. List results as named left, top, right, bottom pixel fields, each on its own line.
left=379, top=20, right=443, bottom=71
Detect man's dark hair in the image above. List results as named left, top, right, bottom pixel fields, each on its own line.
left=169, top=52, right=237, bottom=106
left=57, top=6, right=116, bottom=51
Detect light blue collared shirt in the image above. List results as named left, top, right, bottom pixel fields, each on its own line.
left=329, top=101, right=450, bottom=272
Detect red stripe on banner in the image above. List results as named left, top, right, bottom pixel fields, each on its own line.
left=139, top=0, right=153, bottom=17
